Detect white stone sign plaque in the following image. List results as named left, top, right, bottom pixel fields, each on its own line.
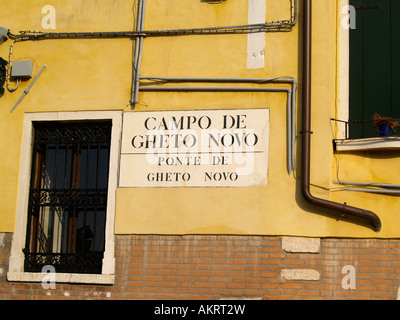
left=119, top=109, right=269, bottom=187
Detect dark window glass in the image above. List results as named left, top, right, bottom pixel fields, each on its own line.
left=24, top=121, right=111, bottom=274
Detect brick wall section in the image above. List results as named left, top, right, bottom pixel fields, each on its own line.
left=0, top=233, right=399, bottom=300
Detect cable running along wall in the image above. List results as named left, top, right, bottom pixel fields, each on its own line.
left=7, top=0, right=298, bottom=40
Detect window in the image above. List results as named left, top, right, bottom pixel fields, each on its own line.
left=348, top=0, right=400, bottom=139
left=24, top=121, right=111, bottom=274
left=8, top=111, right=121, bottom=284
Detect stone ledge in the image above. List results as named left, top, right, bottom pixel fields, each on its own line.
left=334, top=137, right=400, bottom=151
left=282, top=237, right=320, bottom=253
left=280, top=269, right=321, bottom=281
left=0, top=233, right=6, bottom=249
left=7, top=271, right=114, bottom=285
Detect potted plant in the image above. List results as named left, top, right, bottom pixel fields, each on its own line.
left=373, top=113, right=399, bottom=137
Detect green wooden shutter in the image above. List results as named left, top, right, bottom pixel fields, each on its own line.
left=349, top=0, right=398, bottom=138
left=391, top=0, right=400, bottom=124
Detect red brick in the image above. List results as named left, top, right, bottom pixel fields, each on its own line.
left=1, top=234, right=400, bottom=300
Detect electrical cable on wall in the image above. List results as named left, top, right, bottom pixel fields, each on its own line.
left=5, top=0, right=298, bottom=40
left=6, top=40, right=21, bottom=92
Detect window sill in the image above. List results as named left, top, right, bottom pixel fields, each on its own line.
left=7, top=271, right=114, bottom=285
left=334, top=137, right=400, bottom=152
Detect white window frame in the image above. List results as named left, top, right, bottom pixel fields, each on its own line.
left=7, top=111, right=122, bottom=285
left=337, top=0, right=351, bottom=140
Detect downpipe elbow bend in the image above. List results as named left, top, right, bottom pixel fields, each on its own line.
left=302, top=184, right=381, bottom=232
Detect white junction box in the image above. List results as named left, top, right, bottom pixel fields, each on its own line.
left=11, top=60, right=33, bottom=79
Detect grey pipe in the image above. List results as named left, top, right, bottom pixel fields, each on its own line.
left=339, top=188, right=400, bottom=196
left=134, top=0, right=145, bottom=104
left=131, top=0, right=145, bottom=105
left=138, top=86, right=291, bottom=93
left=139, top=76, right=296, bottom=84
left=131, top=2, right=140, bottom=105
left=291, top=81, right=297, bottom=170
left=333, top=180, right=400, bottom=189
left=287, top=90, right=292, bottom=174
left=139, top=76, right=297, bottom=173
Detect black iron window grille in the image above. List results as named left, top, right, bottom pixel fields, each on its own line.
left=24, top=121, right=112, bottom=274
left=331, top=118, right=400, bottom=140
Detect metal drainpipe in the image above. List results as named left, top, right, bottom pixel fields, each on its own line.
left=301, top=0, right=381, bottom=232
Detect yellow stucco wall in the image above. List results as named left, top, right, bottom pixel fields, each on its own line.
left=0, top=0, right=398, bottom=238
